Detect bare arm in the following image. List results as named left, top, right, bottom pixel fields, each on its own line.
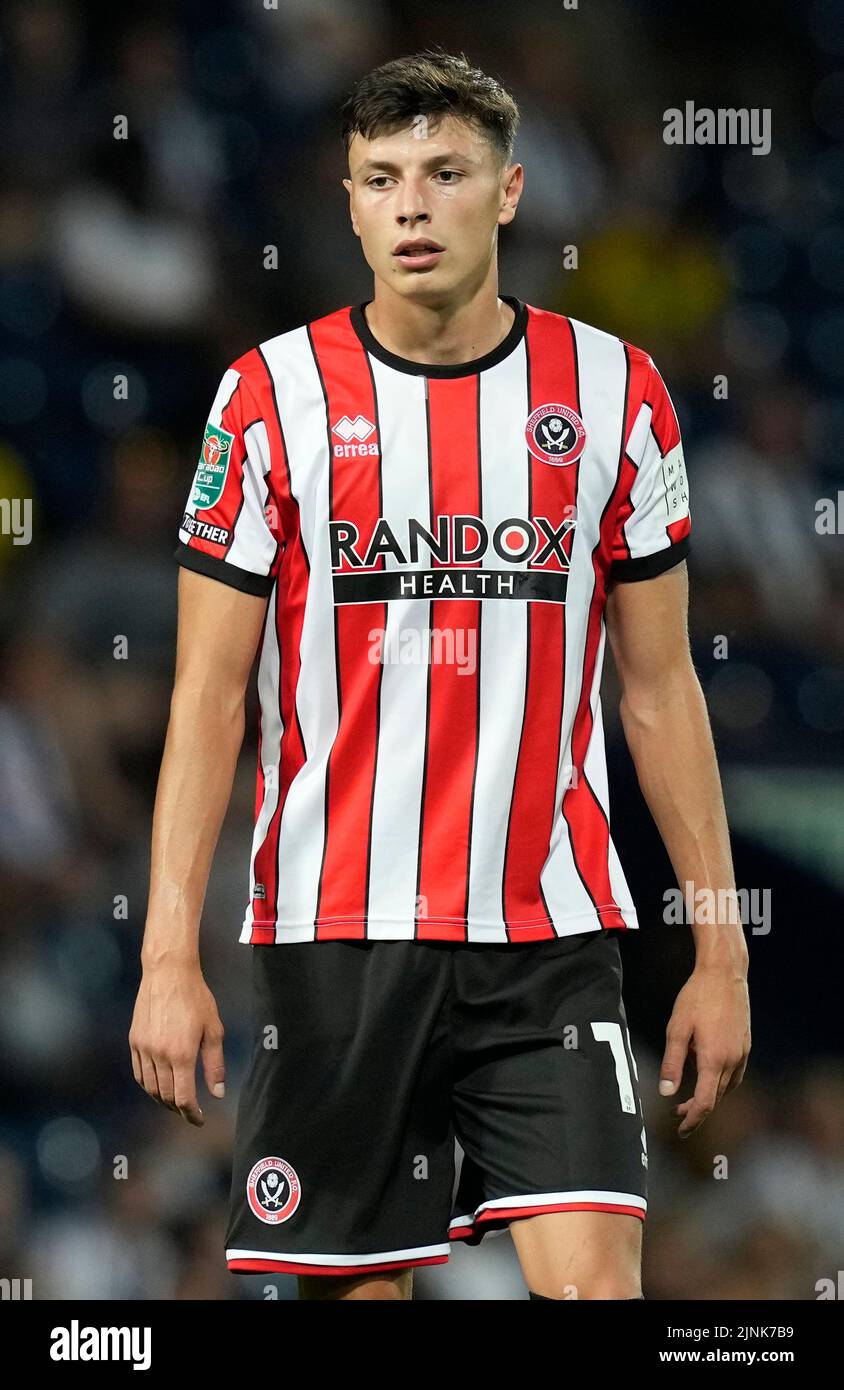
left=130, top=567, right=269, bottom=1125
left=605, top=562, right=751, bottom=1136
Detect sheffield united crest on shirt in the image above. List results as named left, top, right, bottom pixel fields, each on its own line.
left=525, top=403, right=587, bottom=465
left=246, top=1156, right=301, bottom=1225
left=191, top=422, right=234, bottom=508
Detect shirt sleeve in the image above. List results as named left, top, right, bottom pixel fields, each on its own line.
left=174, top=364, right=281, bottom=596
left=609, top=356, right=691, bottom=582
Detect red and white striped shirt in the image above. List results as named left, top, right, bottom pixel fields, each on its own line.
left=175, top=296, right=690, bottom=944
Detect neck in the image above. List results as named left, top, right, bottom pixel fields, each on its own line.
left=363, top=282, right=514, bottom=367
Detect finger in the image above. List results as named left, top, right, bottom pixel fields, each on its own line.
left=130, top=1046, right=143, bottom=1088
left=200, top=1026, right=226, bottom=1100
left=139, top=1052, right=160, bottom=1101
left=721, top=1054, right=749, bottom=1096
left=151, top=1057, right=179, bottom=1114
left=677, top=1064, right=721, bottom=1138
left=172, top=1061, right=204, bottom=1127
left=715, top=1065, right=734, bottom=1105
left=677, top=1070, right=719, bottom=1136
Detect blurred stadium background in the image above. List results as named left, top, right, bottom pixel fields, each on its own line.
left=0, top=0, right=842, bottom=1300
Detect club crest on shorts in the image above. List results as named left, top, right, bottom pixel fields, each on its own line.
left=525, top=404, right=586, bottom=466
left=246, top=1156, right=301, bottom=1225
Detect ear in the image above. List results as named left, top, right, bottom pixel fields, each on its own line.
left=342, top=178, right=360, bottom=236
left=498, top=162, right=523, bottom=226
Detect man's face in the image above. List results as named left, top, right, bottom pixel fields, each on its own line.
left=343, top=113, right=521, bottom=303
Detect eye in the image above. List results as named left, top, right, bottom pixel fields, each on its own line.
left=435, top=170, right=462, bottom=183
left=367, top=176, right=391, bottom=189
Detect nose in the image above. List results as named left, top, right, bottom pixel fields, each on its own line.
left=397, top=214, right=431, bottom=235
left=397, top=177, right=432, bottom=228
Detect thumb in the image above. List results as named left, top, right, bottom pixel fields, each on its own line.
left=200, top=1028, right=226, bottom=1100
left=659, top=1030, right=689, bottom=1096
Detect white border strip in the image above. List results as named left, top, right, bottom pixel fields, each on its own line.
left=227, top=1241, right=450, bottom=1267
left=449, top=1189, right=647, bottom=1230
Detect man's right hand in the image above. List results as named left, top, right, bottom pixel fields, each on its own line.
left=133, top=569, right=266, bottom=1125
left=129, top=959, right=226, bottom=1126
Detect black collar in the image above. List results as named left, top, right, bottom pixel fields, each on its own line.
left=349, top=294, right=528, bottom=378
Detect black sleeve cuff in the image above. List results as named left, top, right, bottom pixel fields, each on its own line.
left=610, top=534, right=690, bottom=583
left=174, top=542, right=274, bottom=597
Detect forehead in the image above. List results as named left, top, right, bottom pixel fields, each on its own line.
left=348, top=113, right=492, bottom=170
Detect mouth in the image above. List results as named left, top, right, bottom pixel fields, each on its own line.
left=393, top=240, right=445, bottom=270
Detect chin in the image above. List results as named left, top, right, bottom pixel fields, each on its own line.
left=393, top=272, right=451, bottom=299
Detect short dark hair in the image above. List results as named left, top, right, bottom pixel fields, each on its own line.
left=340, top=48, right=520, bottom=171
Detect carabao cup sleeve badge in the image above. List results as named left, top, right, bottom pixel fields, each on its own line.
left=191, top=423, right=235, bottom=509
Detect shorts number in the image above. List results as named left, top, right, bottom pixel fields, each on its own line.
left=591, top=1021, right=638, bottom=1114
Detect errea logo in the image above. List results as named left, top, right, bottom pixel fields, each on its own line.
left=333, top=414, right=375, bottom=441
left=332, top=414, right=379, bottom=458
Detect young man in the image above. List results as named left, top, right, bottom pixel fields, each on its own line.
left=131, top=51, right=750, bottom=1301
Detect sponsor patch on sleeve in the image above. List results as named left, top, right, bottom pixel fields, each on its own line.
left=180, top=511, right=230, bottom=545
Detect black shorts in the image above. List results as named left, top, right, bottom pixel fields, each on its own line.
left=225, top=928, right=648, bottom=1277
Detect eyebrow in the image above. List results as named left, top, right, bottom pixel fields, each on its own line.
left=356, top=150, right=477, bottom=174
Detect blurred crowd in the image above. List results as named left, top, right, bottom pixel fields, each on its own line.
left=0, top=0, right=842, bottom=1300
